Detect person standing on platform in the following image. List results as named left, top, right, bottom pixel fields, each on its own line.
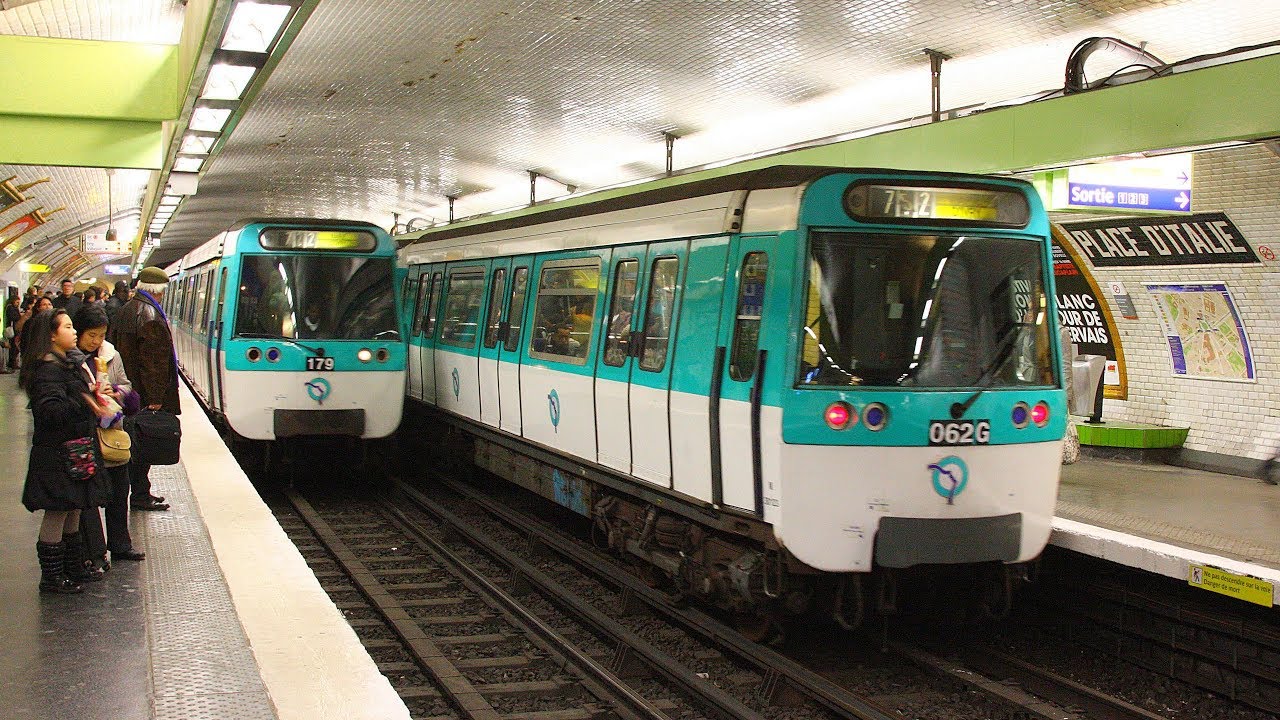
left=2, top=292, right=19, bottom=373
left=19, top=309, right=115, bottom=593
left=52, top=278, right=82, bottom=318
left=109, top=267, right=177, bottom=512
left=74, top=305, right=145, bottom=570
left=105, top=281, right=130, bottom=324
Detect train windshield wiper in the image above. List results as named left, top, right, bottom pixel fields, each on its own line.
left=236, top=332, right=325, bottom=356
left=949, top=325, right=1023, bottom=419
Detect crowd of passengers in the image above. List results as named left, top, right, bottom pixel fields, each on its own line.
left=2, top=267, right=179, bottom=594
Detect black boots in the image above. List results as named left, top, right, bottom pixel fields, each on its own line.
left=36, top=541, right=82, bottom=594
left=62, top=532, right=106, bottom=583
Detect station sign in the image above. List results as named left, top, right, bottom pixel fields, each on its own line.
left=104, top=264, right=132, bottom=275
left=1060, top=212, right=1258, bottom=268
left=84, top=232, right=131, bottom=255
left=1044, top=154, right=1193, bottom=214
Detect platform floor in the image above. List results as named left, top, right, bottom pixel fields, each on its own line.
left=0, top=373, right=409, bottom=719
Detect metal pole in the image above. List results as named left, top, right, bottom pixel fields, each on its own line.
left=528, top=171, right=538, bottom=205
left=923, top=49, right=952, bottom=123
left=663, top=132, right=677, bottom=176
left=446, top=196, right=456, bottom=223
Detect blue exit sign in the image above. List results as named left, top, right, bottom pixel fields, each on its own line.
left=1067, top=183, right=1191, bottom=212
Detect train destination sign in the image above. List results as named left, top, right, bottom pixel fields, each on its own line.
left=1059, top=212, right=1258, bottom=268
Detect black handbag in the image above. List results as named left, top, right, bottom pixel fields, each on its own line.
left=128, top=410, right=182, bottom=465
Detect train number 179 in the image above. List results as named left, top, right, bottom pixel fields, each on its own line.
left=306, top=357, right=335, bottom=371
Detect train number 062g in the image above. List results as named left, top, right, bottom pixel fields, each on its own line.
left=306, top=357, right=335, bottom=371
left=928, top=419, right=991, bottom=446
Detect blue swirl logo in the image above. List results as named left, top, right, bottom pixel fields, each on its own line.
left=547, top=389, right=561, bottom=432
left=928, top=455, right=968, bottom=504
left=305, top=377, right=331, bottom=405
left=451, top=367, right=460, bottom=400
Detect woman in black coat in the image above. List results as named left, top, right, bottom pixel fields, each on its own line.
left=19, top=310, right=115, bottom=594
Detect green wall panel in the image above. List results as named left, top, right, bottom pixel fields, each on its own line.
left=0, top=114, right=164, bottom=169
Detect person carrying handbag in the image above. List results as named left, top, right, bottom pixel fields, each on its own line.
left=73, top=305, right=146, bottom=570
left=108, top=267, right=178, bottom=512
left=18, top=309, right=115, bottom=594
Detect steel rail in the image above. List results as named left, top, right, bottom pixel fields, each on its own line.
left=431, top=477, right=901, bottom=720
left=392, top=482, right=767, bottom=720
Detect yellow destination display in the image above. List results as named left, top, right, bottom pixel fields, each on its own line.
left=844, top=183, right=1029, bottom=227
left=261, top=228, right=376, bottom=251
left=934, top=192, right=999, bottom=221
left=1188, top=564, right=1274, bottom=607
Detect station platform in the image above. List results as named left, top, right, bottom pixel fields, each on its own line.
left=0, top=373, right=410, bottom=720
left=1052, top=454, right=1280, bottom=607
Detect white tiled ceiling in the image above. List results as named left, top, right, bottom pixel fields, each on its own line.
left=0, top=0, right=182, bottom=42
left=2, top=0, right=1278, bottom=272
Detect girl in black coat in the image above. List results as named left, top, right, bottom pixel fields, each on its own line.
left=19, top=310, right=115, bottom=594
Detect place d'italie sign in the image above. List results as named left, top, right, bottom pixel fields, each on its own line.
left=1061, top=212, right=1259, bottom=267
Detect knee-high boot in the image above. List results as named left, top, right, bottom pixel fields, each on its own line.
left=37, top=541, right=82, bottom=594
left=62, top=532, right=105, bottom=582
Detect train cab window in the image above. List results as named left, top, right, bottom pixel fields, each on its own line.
left=797, top=232, right=1054, bottom=388
left=529, top=259, right=600, bottom=365
left=234, top=254, right=399, bottom=340
left=639, top=257, right=678, bottom=372
left=504, top=267, right=529, bottom=352
left=602, top=260, right=638, bottom=367
left=438, top=269, right=486, bottom=348
left=483, top=268, right=507, bottom=348
left=729, top=253, right=768, bottom=381
left=424, top=272, right=442, bottom=337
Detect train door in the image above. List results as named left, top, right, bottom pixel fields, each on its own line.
left=211, top=267, right=228, bottom=413
left=713, top=240, right=773, bottom=514
left=418, top=269, right=442, bottom=404
left=405, top=270, right=425, bottom=400
left=497, top=260, right=531, bottom=435
left=477, top=259, right=509, bottom=427
left=202, top=269, right=217, bottom=405
left=594, top=251, right=643, bottom=474
left=435, top=263, right=488, bottom=419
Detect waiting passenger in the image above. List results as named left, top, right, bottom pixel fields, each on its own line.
left=104, top=281, right=130, bottom=324
left=52, top=278, right=82, bottom=317
left=19, top=309, right=116, bottom=593
left=109, top=267, right=178, bottom=512
left=74, top=305, right=145, bottom=570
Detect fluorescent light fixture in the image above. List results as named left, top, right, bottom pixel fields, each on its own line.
left=159, top=196, right=181, bottom=207
left=180, top=135, right=216, bottom=155
left=190, top=107, right=232, bottom=133
left=221, top=2, right=291, bottom=53
left=173, top=157, right=204, bottom=173
left=201, top=64, right=257, bottom=101
left=154, top=211, right=173, bottom=219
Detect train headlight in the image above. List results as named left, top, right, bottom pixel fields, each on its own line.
left=1011, top=402, right=1030, bottom=429
left=357, top=348, right=373, bottom=363
left=823, top=402, right=855, bottom=430
left=246, top=347, right=261, bottom=362
left=266, top=347, right=281, bottom=363
left=375, top=348, right=390, bottom=363
left=1031, top=401, right=1050, bottom=427
left=862, top=402, right=889, bottom=431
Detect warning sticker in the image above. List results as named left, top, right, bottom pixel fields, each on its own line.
left=1188, top=564, right=1274, bottom=607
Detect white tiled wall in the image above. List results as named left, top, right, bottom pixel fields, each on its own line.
left=1051, top=145, right=1280, bottom=460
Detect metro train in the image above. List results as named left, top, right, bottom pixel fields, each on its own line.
left=163, top=218, right=405, bottom=442
left=398, top=166, right=1066, bottom=627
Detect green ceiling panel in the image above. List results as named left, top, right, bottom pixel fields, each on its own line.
left=0, top=114, right=164, bottom=169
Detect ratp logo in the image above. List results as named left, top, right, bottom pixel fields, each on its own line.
left=928, top=455, right=968, bottom=504
left=547, top=389, right=561, bottom=433
left=451, top=367, right=460, bottom=400
left=305, top=377, right=331, bottom=405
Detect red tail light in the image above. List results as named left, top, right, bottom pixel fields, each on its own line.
left=824, top=402, right=855, bottom=430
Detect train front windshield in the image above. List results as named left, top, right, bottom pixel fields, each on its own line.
left=235, top=255, right=400, bottom=340
left=798, top=232, right=1055, bottom=389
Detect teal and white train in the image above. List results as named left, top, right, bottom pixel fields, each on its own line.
left=400, top=166, right=1066, bottom=624
left=163, top=218, right=404, bottom=441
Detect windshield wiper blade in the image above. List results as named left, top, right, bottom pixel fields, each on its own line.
left=949, top=326, right=1023, bottom=419
left=236, top=332, right=325, bottom=356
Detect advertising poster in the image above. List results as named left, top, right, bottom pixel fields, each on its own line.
left=1146, top=282, right=1254, bottom=382
left=1050, top=226, right=1127, bottom=398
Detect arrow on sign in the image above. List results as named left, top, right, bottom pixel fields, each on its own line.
left=1178, top=171, right=1189, bottom=185
left=1175, top=192, right=1190, bottom=210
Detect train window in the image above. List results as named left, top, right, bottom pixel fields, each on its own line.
left=503, top=267, right=528, bottom=352
left=234, top=254, right=399, bottom=340
left=424, top=272, right=442, bottom=337
left=602, top=260, right=638, bottom=367
left=483, top=268, right=506, bottom=349
left=406, top=278, right=422, bottom=335
left=729, top=253, right=768, bottom=381
left=438, top=269, right=486, bottom=348
left=639, top=257, right=678, bottom=372
left=529, top=258, right=600, bottom=365
left=797, top=232, right=1054, bottom=388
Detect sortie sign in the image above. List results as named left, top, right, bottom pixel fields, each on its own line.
left=1060, top=212, right=1258, bottom=267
